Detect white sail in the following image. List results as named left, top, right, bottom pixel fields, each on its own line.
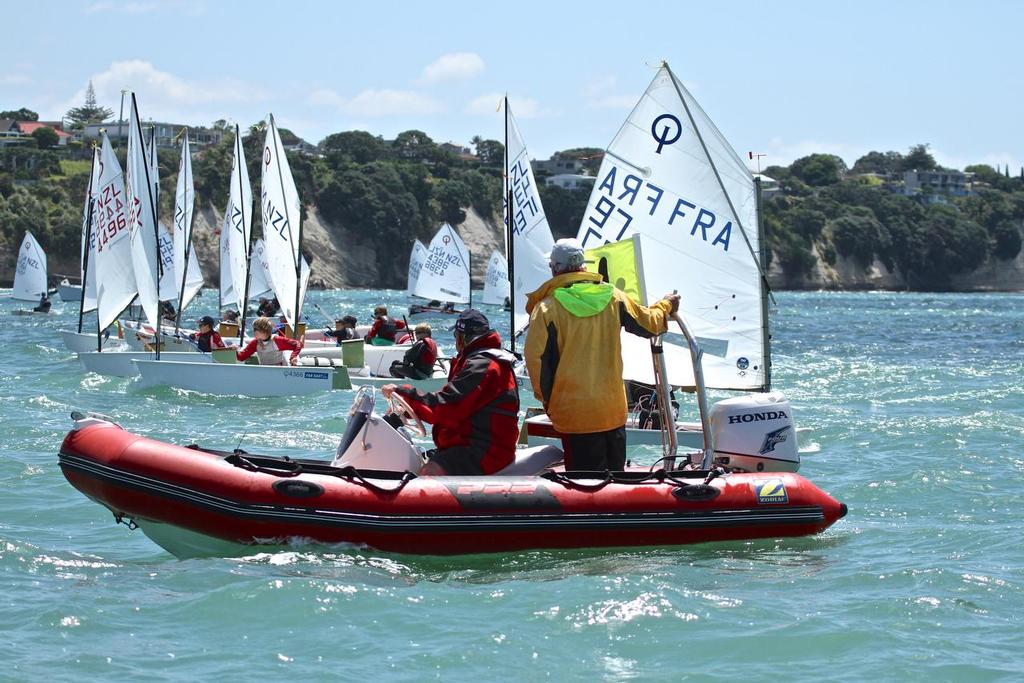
left=12, top=232, right=48, bottom=301
left=80, top=148, right=101, bottom=312
left=505, top=101, right=555, bottom=329
left=226, top=124, right=253, bottom=313
left=482, top=250, right=509, bottom=305
left=157, top=222, right=176, bottom=301
left=261, top=115, right=308, bottom=331
left=93, top=133, right=135, bottom=330
left=126, top=94, right=162, bottom=327
left=219, top=210, right=234, bottom=306
left=407, top=239, right=427, bottom=294
left=249, top=238, right=273, bottom=300
left=173, top=134, right=203, bottom=313
left=413, top=223, right=470, bottom=304
left=576, top=63, right=768, bottom=391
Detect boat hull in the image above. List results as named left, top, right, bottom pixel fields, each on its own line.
left=79, top=350, right=213, bottom=377
left=524, top=413, right=706, bottom=449
left=133, top=359, right=352, bottom=396
left=59, top=423, right=846, bottom=557
left=60, top=329, right=121, bottom=353
left=57, top=281, right=82, bottom=302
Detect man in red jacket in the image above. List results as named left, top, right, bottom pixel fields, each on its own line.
left=382, top=309, right=519, bottom=476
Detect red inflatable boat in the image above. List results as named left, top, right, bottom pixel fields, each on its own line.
left=59, top=408, right=846, bottom=558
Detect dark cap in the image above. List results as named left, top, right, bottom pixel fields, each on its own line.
left=454, top=308, right=491, bottom=337
left=197, top=315, right=216, bottom=327
left=342, top=315, right=357, bottom=325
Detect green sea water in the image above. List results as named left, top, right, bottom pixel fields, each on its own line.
left=2, top=290, right=1022, bottom=681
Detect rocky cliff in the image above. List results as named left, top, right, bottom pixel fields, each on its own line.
left=188, top=203, right=505, bottom=290
left=766, top=243, right=1024, bottom=292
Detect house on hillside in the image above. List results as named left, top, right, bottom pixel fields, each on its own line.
left=81, top=121, right=224, bottom=148
left=17, top=121, right=73, bottom=146
left=545, top=173, right=596, bottom=190
left=0, top=119, right=21, bottom=148
left=438, top=142, right=477, bottom=161
left=533, top=156, right=586, bottom=176
left=898, top=169, right=972, bottom=204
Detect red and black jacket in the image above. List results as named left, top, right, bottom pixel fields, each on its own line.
left=366, top=316, right=407, bottom=343
left=403, top=337, right=438, bottom=375
left=396, top=331, right=519, bottom=474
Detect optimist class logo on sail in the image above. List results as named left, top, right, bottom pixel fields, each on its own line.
left=579, top=113, right=734, bottom=253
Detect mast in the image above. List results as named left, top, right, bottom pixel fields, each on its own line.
left=133, top=94, right=162, bottom=359
left=504, top=96, right=516, bottom=354
left=270, top=115, right=302, bottom=339
left=236, top=124, right=253, bottom=344
left=755, top=176, right=772, bottom=391
left=174, top=130, right=191, bottom=333
left=78, top=150, right=97, bottom=334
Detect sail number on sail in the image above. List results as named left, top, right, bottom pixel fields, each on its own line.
left=508, top=158, right=540, bottom=235
left=422, top=246, right=463, bottom=278
left=95, top=184, right=127, bottom=253
left=581, top=164, right=734, bottom=252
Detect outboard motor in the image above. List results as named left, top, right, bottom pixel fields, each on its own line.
left=333, top=387, right=424, bottom=472
left=708, top=392, right=799, bottom=472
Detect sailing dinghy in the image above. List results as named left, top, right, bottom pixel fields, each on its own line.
left=11, top=232, right=52, bottom=314
left=408, top=224, right=470, bottom=315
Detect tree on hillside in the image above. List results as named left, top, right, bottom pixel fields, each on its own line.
left=829, top=210, right=890, bottom=268
left=65, top=81, right=114, bottom=128
left=789, top=154, right=846, bottom=187
left=0, top=108, right=38, bottom=121
left=850, top=150, right=903, bottom=175
left=898, top=144, right=937, bottom=172
left=900, top=204, right=987, bottom=286
left=31, top=126, right=59, bottom=149
left=321, top=131, right=389, bottom=164
left=435, top=179, right=472, bottom=225
left=472, top=137, right=504, bottom=167
left=393, top=130, right=435, bottom=162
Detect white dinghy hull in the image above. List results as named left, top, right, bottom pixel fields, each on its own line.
left=58, top=280, right=83, bottom=302
left=132, top=359, right=353, bottom=397
left=79, top=351, right=212, bottom=378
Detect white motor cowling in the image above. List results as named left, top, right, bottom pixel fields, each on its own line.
left=708, top=392, right=799, bottom=472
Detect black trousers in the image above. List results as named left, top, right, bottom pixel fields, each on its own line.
left=389, top=361, right=429, bottom=380
left=561, top=426, right=627, bottom=471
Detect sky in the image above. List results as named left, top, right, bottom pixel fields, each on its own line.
left=2, top=0, right=1022, bottom=172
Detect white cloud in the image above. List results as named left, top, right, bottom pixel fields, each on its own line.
left=418, top=52, right=485, bottom=85
left=60, top=61, right=266, bottom=126
left=83, top=0, right=205, bottom=14
left=83, top=1, right=115, bottom=13
left=308, top=88, right=444, bottom=117
left=0, top=74, right=31, bottom=86
left=466, top=93, right=549, bottom=118
left=582, top=75, right=635, bottom=110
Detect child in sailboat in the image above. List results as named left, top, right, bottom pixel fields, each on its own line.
left=33, top=294, right=52, bottom=313
left=236, top=317, right=303, bottom=366
left=189, top=315, right=229, bottom=352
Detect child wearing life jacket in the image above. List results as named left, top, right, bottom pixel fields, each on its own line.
left=236, top=317, right=303, bottom=366
left=189, top=315, right=228, bottom=353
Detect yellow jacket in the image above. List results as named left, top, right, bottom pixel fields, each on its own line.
left=524, top=271, right=672, bottom=434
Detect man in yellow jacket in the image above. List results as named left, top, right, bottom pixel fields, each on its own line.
left=524, top=238, right=680, bottom=471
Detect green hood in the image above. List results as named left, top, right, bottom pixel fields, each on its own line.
left=553, top=281, right=615, bottom=318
